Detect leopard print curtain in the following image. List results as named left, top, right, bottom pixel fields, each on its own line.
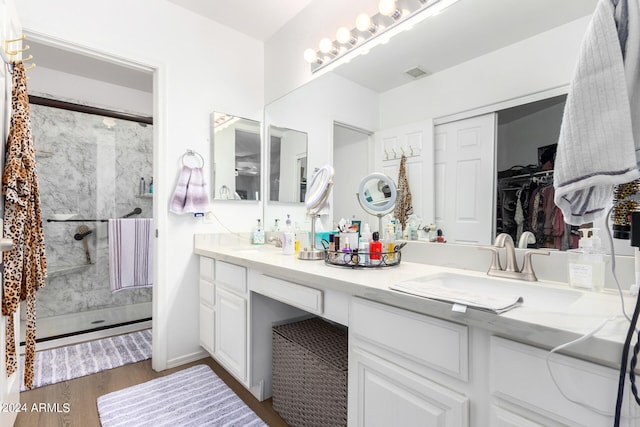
left=2, top=62, right=47, bottom=390
left=394, top=154, right=413, bottom=230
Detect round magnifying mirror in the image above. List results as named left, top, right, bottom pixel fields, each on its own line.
left=357, top=172, right=397, bottom=215
left=299, top=165, right=334, bottom=261
left=357, top=173, right=397, bottom=234
left=305, top=165, right=334, bottom=213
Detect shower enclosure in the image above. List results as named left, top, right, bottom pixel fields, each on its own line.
left=21, top=97, right=153, bottom=343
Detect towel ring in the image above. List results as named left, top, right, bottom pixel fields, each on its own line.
left=181, top=150, right=204, bottom=168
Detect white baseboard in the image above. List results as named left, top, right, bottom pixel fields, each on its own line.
left=164, top=349, right=209, bottom=370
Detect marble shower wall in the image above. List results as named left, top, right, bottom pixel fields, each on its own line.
left=29, top=103, right=153, bottom=319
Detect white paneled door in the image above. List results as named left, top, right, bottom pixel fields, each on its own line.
left=434, top=113, right=496, bottom=245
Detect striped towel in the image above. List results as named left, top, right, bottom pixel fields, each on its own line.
left=108, top=218, right=153, bottom=292
left=169, top=165, right=209, bottom=214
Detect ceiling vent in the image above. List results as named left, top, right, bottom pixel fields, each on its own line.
left=405, top=66, right=429, bottom=80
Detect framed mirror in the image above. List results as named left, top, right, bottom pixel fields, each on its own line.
left=268, top=125, right=308, bottom=203
left=210, top=112, right=261, bottom=201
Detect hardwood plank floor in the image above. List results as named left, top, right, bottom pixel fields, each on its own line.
left=14, top=357, right=289, bottom=427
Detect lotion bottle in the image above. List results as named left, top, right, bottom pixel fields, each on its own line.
left=252, top=219, right=265, bottom=245
left=282, top=214, right=295, bottom=255
left=568, top=228, right=606, bottom=291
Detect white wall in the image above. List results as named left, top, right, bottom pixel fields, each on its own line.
left=497, top=102, right=565, bottom=171
left=378, top=16, right=590, bottom=128
left=264, top=72, right=378, bottom=231
left=27, top=67, right=153, bottom=116
left=264, top=0, right=375, bottom=103
left=16, top=0, right=264, bottom=370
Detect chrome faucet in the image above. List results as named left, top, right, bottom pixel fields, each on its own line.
left=518, top=231, right=536, bottom=248
left=480, top=233, right=549, bottom=281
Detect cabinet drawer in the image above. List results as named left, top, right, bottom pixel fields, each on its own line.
left=350, top=298, right=468, bottom=381
left=255, top=275, right=323, bottom=315
left=490, top=336, right=630, bottom=425
left=199, top=279, right=214, bottom=306
left=215, top=260, right=246, bottom=295
left=199, top=257, right=214, bottom=281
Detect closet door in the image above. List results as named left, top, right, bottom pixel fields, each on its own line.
left=434, top=113, right=496, bottom=245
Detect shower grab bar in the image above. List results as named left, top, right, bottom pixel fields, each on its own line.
left=47, top=208, right=142, bottom=223
left=54, top=208, right=143, bottom=241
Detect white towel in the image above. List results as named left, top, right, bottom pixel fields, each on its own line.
left=169, top=166, right=210, bottom=214
left=389, top=283, right=523, bottom=314
left=554, top=0, right=640, bottom=225
left=108, top=218, right=153, bottom=292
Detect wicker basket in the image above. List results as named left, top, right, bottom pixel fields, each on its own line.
left=272, top=317, right=348, bottom=427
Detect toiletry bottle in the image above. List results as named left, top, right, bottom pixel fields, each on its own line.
left=252, top=219, right=265, bottom=245
left=282, top=214, right=295, bottom=255
left=360, top=223, right=372, bottom=243
left=436, top=229, right=446, bottom=243
left=428, top=223, right=437, bottom=242
left=370, top=231, right=382, bottom=264
left=342, top=240, right=352, bottom=264
left=358, top=237, right=369, bottom=266
left=273, top=219, right=280, bottom=232
left=386, top=223, right=396, bottom=261
left=139, top=177, right=146, bottom=195
left=395, top=219, right=403, bottom=240
left=568, top=228, right=606, bottom=291
left=149, top=177, right=153, bottom=194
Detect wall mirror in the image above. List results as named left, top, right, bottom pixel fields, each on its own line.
left=210, top=112, right=261, bottom=201
left=264, top=0, right=600, bottom=249
left=268, top=125, right=308, bottom=203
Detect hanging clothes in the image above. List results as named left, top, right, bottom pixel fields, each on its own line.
left=2, top=62, right=47, bottom=390
left=394, top=154, right=413, bottom=230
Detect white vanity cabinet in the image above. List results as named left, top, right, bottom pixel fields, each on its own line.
left=489, top=336, right=639, bottom=426
left=349, top=298, right=470, bottom=427
left=199, top=257, right=248, bottom=384
left=198, top=257, right=215, bottom=354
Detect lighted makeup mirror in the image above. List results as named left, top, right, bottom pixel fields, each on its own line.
left=357, top=172, right=397, bottom=233
left=299, top=165, right=334, bottom=260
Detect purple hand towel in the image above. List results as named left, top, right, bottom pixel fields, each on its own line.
left=169, top=165, right=209, bottom=214
left=183, top=167, right=209, bottom=213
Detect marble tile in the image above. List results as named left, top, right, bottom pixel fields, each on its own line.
left=30, top=103, right=153, bottom=321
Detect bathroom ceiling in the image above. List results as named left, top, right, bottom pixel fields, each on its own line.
left=24, top=0, right=598, bottom=95
left=167, top=0, right=314, bottom=41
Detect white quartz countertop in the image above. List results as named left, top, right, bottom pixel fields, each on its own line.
left=194, top=233, right=638, bottom=369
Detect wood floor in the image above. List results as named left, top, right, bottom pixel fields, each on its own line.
left=15, top=356, right=289, bottom=427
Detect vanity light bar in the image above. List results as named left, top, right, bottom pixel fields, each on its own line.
left=304, top=0, right=458, bottom=74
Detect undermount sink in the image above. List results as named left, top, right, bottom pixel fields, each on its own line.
left=392, top=272, right=582, bottom=312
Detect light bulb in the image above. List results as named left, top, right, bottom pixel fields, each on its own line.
left=336, top=27, right=353, bottom=44
left=355, top=13, right=372, bottom=32
left=304, top=48, right=318, bottom=63
left=378, top=0, right=397, bottom=16
left=319, top=38, right=334, bottom=54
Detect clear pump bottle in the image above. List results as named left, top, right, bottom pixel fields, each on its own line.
left=567, top=227, right=606, bottom=291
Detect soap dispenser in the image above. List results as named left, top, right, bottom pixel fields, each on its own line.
left=282, top=214, right=295, bottom=255
left=567, top=227, right=606, bottom=291
left=252, top=219, right=265, bottom=245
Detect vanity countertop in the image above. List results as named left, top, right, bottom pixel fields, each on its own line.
left=194, top=233, right=636, bottom=369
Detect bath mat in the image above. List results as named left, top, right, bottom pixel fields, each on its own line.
left=20, top=329, right=152, bottom=391
left=97, top=364, right=267, bottom=427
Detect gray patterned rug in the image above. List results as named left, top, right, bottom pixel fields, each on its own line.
left=97, top=364, right=267, bottom=427
left=20, top=329, right=152, bottom=391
